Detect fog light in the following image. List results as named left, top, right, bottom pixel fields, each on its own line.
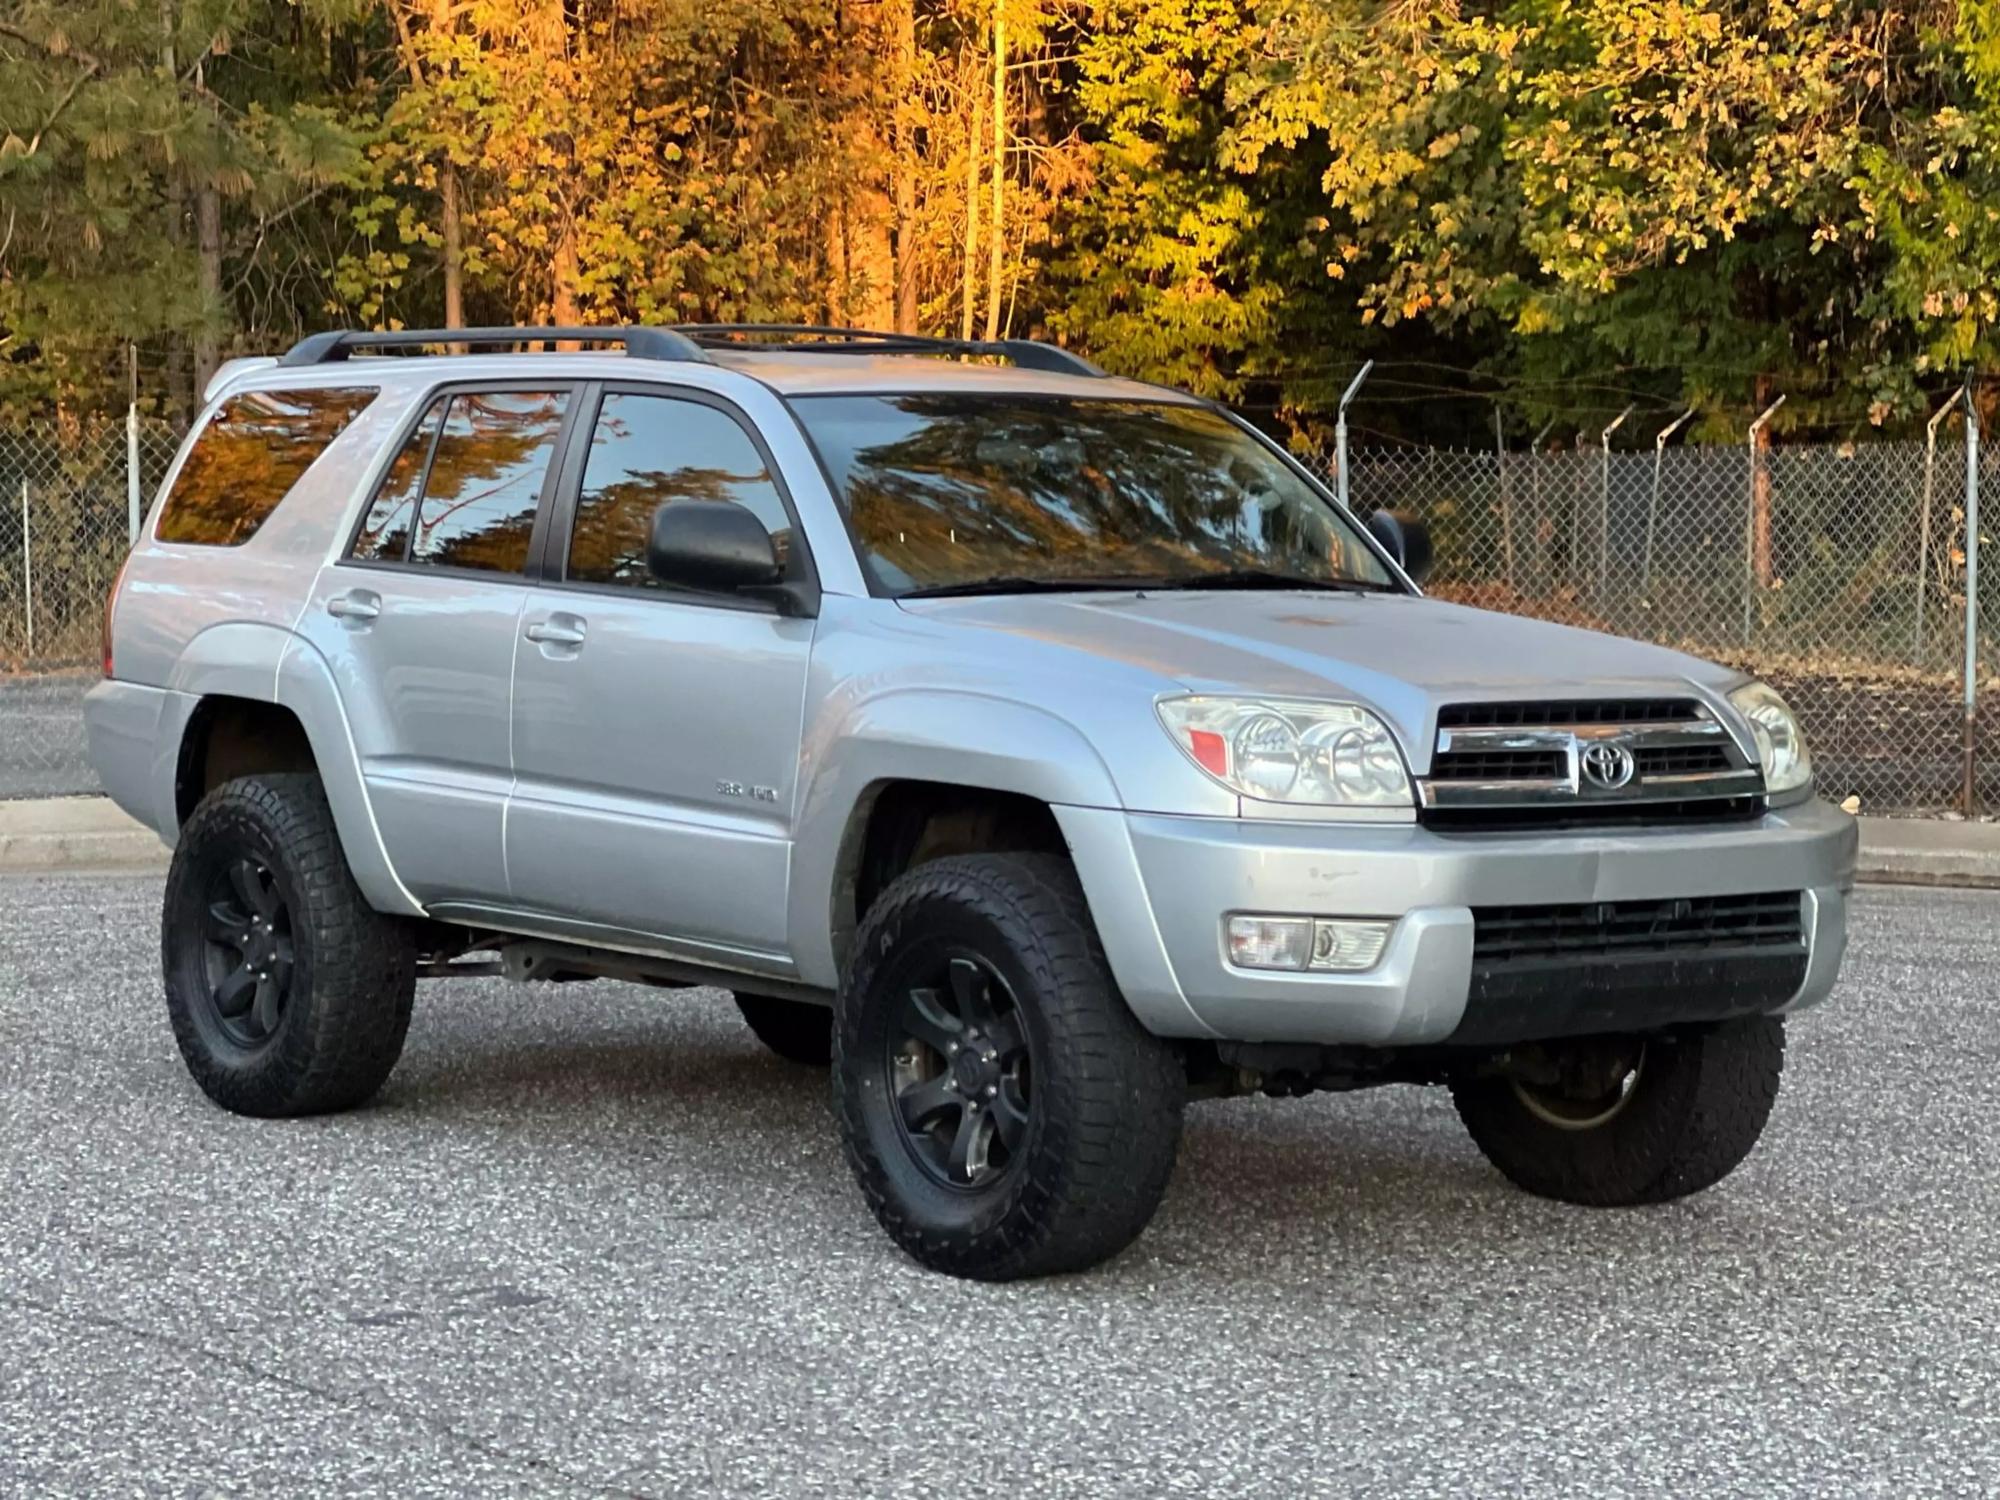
left=1225, top=915, right=1393, bottom=973
left=1226, top=916, right=1314, bottom=971
left=1311, top=919, right=1391, bottom=972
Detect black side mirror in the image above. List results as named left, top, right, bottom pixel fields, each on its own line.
left=647, top=500, right=816, bottom=616
left=1366, top=510, right=1434, bottom=586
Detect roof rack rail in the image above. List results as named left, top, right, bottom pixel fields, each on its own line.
left=674, top=324, right=1105, bottom=378
left=277, top=326, right=711, bottom=368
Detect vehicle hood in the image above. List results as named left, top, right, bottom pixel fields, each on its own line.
left=899, top=590, right=1746, bottom=765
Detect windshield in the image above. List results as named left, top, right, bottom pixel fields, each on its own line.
left=791, top=395, right=1399, bottom=596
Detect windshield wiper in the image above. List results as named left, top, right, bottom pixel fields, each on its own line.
left=898, top=575, right=1154, bottom=599
left=898, top=568, right=1397, bottom=600
left=1120, top=568, right=1395, bottom=594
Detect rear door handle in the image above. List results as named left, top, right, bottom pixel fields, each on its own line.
left=524, top=615, right=587, bottom=649
left=326, top=589, right=381, bottom=623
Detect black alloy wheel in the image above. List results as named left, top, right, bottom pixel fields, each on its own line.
left=163, top=773, right=417, bottom=1117
left=833, top=853, right=1185, bottom=1280
left=198, top=856, right=296, bottom=1049
left=887, top=953, right=1034, bottom=1188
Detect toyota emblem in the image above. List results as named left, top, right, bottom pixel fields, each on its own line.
left=1580, top=740, right=1637, bottom=790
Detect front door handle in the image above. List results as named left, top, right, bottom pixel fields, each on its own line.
left=326, top=589, right=381, bottom=624
left=524, top=614, right=587, bottom=650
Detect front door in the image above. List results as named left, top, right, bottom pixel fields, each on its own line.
left=505, top=387, right=814, bottom=962
left=300, top=384, right=575, bottom=905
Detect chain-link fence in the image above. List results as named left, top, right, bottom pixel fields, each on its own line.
left=1, top=412, right=1993, bottom=815
left=0, top=420, right=180, bottom=796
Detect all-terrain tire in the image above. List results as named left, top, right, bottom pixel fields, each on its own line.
left=1451, top=1017, right=1785, bottom=1206
left=833, top=852, right=1184, bottom=1280
left=162, top=773, right=417, bottom=1118
left=735, top=992, right=834, bottom=1066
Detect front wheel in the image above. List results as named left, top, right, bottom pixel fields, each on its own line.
left=833, top=853, right=1184, bottom=1280
left=1450, top=1018, right=1785, bottom=1206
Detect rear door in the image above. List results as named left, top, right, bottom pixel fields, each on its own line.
left=504, top=384, right=815, bottom=961
left=298, top=383, right=577, bottom=905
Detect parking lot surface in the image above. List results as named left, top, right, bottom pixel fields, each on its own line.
left=0, top=673, right=95, bottom=799
left=4, top=875, right=1998, bottom=1497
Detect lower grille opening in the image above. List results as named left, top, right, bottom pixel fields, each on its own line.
left=1473, top=891, right=1804, bottom=965
left=1422, top=795, right=1765, bottom=832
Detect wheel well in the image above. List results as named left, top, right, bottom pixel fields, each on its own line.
left=175, top=697, right=318, bottom=826
left=832, top=782, right=1068, bottom=968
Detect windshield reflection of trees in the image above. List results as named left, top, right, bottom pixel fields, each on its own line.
left=823, top=399, right=1374, bottom=590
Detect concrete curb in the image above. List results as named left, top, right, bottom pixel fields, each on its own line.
left=0, top=796, right=169, bottom=873
left=1, top=799, right=1996, bottom=889
left=1854, top=816, right=2000, bottom=890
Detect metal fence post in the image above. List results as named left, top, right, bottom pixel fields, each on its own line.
left=1963, top=386, right=1982, bottom=815
left=127, top=401, right=142, bottom=544
left=1335, top=360, right=1373, bottom=514
left=1598, top=405, right=1633, bottom=597
left=1744, top=395, right=1786, bottom=643
left=1642, top=407, right=1696, bottom=596
left=18, top=478, right=31, bottom=660
left=1916, top=386, right=1961, bottom=662
left=1494, top=407, right=1514, bottom=589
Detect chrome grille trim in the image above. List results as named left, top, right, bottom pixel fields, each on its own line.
left=1420, top=699, right=1763, bottom=812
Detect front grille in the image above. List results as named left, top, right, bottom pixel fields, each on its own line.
left=1473, top=891, right=1804, bottom=965
left=1431, top=749, right=1568, bottom=782
left=1436, top=699, right=1702, bottom=729
left=1417, top=696, right=1762, bottom=828
left=1635, top=744, right=1733, bottom=777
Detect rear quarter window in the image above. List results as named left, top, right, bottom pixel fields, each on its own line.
left=156, top=386, right=378, bottom=546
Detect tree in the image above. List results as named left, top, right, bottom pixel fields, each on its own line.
left=0, top=2, right=365, bottom=420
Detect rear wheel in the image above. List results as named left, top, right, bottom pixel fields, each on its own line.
left=1450, top=1018, right=1785, bottom=1206
left=734, top=992, right=833, bottom=1066
left=162, top=773, right=416, bottom=1118
left=833, top=853, right=1184, bottom=1280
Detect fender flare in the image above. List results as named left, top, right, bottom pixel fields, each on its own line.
left=167, top=623, right=423, bottom=918
left=788, top=689, right=1121, bottom=989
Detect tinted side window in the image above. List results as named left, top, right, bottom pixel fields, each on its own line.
left=157, top=387, right=377, bottom=546
left=410, top=390, right=569, bottom=575
left=567, top=393, right=792, bottom=590
left=350, top=399, right=444, bottom=562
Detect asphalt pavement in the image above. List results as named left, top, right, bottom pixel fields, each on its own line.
left=5, top=875, right=2000, bottom=1497
left=0, top=672, right=96, bottom=798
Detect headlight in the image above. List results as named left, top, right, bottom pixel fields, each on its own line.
left=1727, top=680, right=1813, bottom=794
left=1158, top=696, right=1412, bottom=807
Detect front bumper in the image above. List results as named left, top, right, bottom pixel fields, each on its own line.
left=1056, top=799, right=1857, bottom=1047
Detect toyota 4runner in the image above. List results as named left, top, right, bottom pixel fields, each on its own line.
left=87, top=325, right=1857, bottom=1280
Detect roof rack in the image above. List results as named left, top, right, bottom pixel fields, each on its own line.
left=675, top=324, right=1106, bottom=377
left=277, top=326, right=711, bottom=367
left=276, top=323, right=1106, bottom=378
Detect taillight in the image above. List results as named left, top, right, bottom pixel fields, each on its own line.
left=102, top=556, right=130, bottom=679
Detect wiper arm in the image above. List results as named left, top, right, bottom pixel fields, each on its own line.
left=1123, top=569, right=1394, bottom=594
left=897, top=574, right=1153, bottom=600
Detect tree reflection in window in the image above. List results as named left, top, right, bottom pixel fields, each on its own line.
left=793, top=396, right=1392, bottom=594
left=567, top=393, right=792, bottom=589
left=351, top=399, right=444, bottom=562
left=410, top=390, right=568, bottom=574
left=158, top=386, right=378, bottom=547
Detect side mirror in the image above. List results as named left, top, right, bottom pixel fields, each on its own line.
left=649, top=499, right=783, bottom=591
left=1366, top=510, right=1434, bottom=586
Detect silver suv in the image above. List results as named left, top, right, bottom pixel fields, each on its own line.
left=87, top=325, right=1856, bottom=1279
